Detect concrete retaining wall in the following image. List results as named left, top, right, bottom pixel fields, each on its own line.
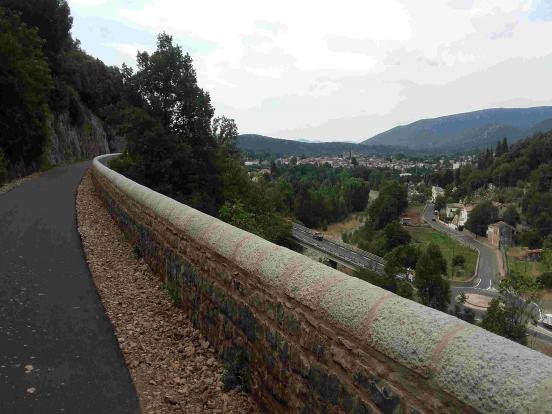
left=92, top=155, right=552, bottom=414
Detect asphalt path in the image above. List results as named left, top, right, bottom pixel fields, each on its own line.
left=0, top=162, right=138, bottom=413
left=292, top=223, right=385, bottom=273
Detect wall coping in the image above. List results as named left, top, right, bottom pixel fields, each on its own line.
left=92, top=154, right=552, bottom=413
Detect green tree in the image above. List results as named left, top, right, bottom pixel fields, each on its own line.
left=0, top=0, right=72, bottom=65
left=123, top=34, right=221, bottom=214
left=480, top=272, right=540, bottom=345
left=0, top=8, right=53, bottom=173
left=369, top=181, right=407, bottom=230
left=414, top=243, right=451, bottom=311
left=383, top=222, right=411, bottom=251
left=503, top=205, right=520, bottom=227
left=465, top=201, right=498, bottom=236
left=434, top=195, right=446, bottom=212
left=452, top=254, right=465, bottom=269
left=354, top=268, right=413, bottom=299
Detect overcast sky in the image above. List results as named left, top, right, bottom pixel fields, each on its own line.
left=68, top=0, right=552, bottom=142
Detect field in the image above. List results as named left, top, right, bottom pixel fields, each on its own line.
left=317, top=212, right=365, bottom=242
left=506, top=247, right=543, bottom=277
left=407, top=226, right=478, bottom=282
left=506, top=247, right=552, bottom=313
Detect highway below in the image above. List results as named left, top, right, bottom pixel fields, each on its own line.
left=292, top=223, right=385, bottom=274
left=293, top=211, right=552, bottom=346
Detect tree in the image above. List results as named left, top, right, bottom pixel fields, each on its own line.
left=0, top=0, right=72, bottom=66
left=124, top=34, right=221, bottom=214
left=503, top=205, right=520, bottom=227
left=452, top=254, right=465, bottom=270
left=383, top=222, right=411, bottom=251
left=465, top=201, right=498, bottom=236
left=368, top=181, right=407, bottom=230
left=354, top=268, right=413, bottom=299
left=480, top=272, right=540, bottom=345
left=434, top=195, right=446, bottom=212
left=414, top=243, right=451, bottom=311
left=0, top=8, right=53, bottom=174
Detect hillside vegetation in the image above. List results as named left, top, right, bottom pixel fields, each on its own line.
left=363, top=107, right=552, bottom=152
left=238, top=134, right=424, bottom=158
left=0, top=0, right=130, bottom=181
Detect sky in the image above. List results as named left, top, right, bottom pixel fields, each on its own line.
left=68, top=0, right=552, bottom=142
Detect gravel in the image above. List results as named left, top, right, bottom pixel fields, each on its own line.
left=76, top=170, right=260, bottom=414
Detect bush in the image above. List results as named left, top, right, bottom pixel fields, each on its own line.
left=518, top=229, right=543, bottom=249
left=452, top=254, right=465, bottom=269
left=538, top=272, right=552, bottom=289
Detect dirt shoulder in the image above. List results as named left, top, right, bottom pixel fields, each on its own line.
left=76, top=171, right=259, bottom=414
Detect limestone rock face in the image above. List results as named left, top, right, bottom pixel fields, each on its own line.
left=47, top=110, right=110, bottom=165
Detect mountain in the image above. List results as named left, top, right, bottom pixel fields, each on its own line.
left=237, top=134, right=416, bottom=157
left=362, top=107, right=552, bottom=152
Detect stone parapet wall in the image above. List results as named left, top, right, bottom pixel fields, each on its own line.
left=92, top=155, right=552, bottom=414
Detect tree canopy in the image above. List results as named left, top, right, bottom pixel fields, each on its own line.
left=414, top=243, right=450, bottom=311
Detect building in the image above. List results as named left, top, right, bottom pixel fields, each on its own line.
left=487, top=221, right=515, bottom=248
left=431, top=186, right=444, bottom=202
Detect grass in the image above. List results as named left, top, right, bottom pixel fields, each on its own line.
left=407, top=226, right=478, bottom=282
left=506, top=247, right=543, bottom=278
left=506, top=246, right=552, bottom=313
left=316, top=212, right=364, bottom=242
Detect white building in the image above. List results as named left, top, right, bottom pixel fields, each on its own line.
left=446, top=203, right=469, bottom=229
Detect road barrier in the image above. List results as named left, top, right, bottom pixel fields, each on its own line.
left=92, top=155, right=552, bottom=414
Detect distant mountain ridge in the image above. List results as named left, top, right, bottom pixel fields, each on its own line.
left=237, top=134, right=416, bottom=157
left=362, top=106, right=552, bottom=152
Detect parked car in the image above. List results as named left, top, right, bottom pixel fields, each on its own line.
left=313, top=232, right=324, bottom=241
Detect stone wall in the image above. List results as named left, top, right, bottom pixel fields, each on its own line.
left=92, top=155, right=552, bottom=414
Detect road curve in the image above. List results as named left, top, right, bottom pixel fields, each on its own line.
left=422, top=203, right=499, bottom=290
left=0, top=162, right=138, bottom=413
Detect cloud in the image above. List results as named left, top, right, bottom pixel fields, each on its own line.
left=70, top=0, right=552, bottom=141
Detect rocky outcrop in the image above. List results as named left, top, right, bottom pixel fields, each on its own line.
left=47, top=109, right=110, bottom=166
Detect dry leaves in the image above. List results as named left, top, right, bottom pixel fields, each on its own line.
left=76, top=171, right=259, bottom=414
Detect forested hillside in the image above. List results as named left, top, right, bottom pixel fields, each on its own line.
left=432, top=130, right=552, bottom=247
left=238, top=134, right=420, bottom=157
left=363, top=107, right=552, bottom=153
left=0, top=0, right=125, bottom=181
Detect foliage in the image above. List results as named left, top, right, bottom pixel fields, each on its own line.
left=465, top=200, right=498, bottom=236
left=354, top=268, right=413, bottom=299
left=434, top=195, right=446, bottom=212
left=414, top=243, right=450, bottom=311
left=517, top=229, right=543, bottom=249
left=0, top=0, right=72, bottom=65
left=368, top=181, right=408, bottom=230
left=538, top=271, right=552, bottom=289
left=452, top=254, right=465, bottom=269
left=0, top=8, right=53, bottom=172
left=503, top=205, right=520, bottom=227
left=263, top=163, right=372, bottom=228
left=219, top=200, right=293, bottom=248
left=480, top=272, right=540, bottom=345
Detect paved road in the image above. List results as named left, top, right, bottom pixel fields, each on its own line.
left=0, top=163, right=138, bottom=413
left=422, top=203, right=499, bottom=291
left=292, top=223, right=385, bottom=273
